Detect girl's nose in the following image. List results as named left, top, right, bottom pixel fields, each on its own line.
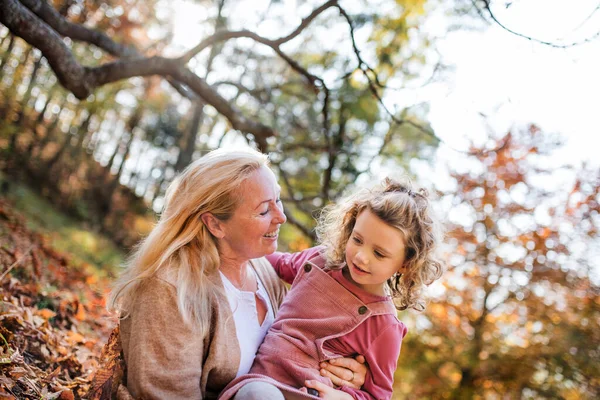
left=355, top=251, right=368, bottom=265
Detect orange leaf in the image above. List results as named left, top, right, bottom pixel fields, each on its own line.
left=37, top=309, right=56, bottom=319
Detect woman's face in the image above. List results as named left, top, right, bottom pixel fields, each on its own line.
left=217, top=165, right=286, bottom=263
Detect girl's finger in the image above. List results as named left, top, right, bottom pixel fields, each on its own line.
left=319, top=367, right=353, bottom=389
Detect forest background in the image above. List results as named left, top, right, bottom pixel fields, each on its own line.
left=0, top=0, right=599, bottom=399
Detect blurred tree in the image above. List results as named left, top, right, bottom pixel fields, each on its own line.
left=0, top=0, right=454, bottom=241
left=395, top=126, right=600, bottom=399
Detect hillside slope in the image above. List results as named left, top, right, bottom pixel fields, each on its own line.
left=0, top=196, right=120, bottom=399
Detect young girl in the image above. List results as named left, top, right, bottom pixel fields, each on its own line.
left=219, top=178, right=444, bottom=400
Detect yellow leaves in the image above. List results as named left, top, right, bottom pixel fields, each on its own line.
left=396, top=0, right=428, bottom=19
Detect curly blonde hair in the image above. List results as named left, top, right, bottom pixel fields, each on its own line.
left=316, top=177, right=444, bottom=311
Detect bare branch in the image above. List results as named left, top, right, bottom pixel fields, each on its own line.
left=179, top=0, right=333, bottom=140
left=17, top=0, right=197, bottom=100
left=0, top=0, right=273, bottom=146
left=280, top=142, right=328, bottom=152
left=476, top=0, right=600, bottom=48
left=18, top=0, right=137, bottom=57
left=273, top=163, right=314, bottom=217
left=285, top=209, right=317, bottom=242
left=277, top=0, right=339, bottom=44
left=336, top=4, right=440, bottom=143
left=180, top=0, right=339, bottom=63
left=179, top=29, right=326, bottom=91
left=1, top=0, right=87, bottom=95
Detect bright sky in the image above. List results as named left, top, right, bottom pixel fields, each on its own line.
left=427, top=0, right=600, bottom=168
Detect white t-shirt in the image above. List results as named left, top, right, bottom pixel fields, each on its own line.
left=220, top=268, right=276, bottom=377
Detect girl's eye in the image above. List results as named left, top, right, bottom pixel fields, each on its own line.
left=352, top=236, right=362, bottom=244
left=374, top=251, right=386, bottom=259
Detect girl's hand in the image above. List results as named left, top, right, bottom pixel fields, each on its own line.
left=304, top=380, right=354, bottom=399
left=319, top=355, right=367, bottom=389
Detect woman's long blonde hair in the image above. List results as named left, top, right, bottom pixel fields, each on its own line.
left=107, top=148, right=269, bottom=335
left=316, top=177, right=444, bottom=312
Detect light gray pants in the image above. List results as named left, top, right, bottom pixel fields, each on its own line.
left=233, top=381, right=285, bottom=400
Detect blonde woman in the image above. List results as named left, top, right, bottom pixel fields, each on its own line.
left=108, top=148, right=367, bottom=400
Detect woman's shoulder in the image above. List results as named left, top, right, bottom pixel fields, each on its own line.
left=139, top=274, right=177, bottom=295
left=124, top=275, right=179, bottom=316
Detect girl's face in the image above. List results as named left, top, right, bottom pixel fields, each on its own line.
left=217, top=165, right=286, bottom=263
left=344, top=208, right=407, bottom=296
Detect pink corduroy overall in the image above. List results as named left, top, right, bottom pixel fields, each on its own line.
left=219, top=260, right=397, bottom=400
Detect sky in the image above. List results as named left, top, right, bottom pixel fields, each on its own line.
left=426, top=0, right=600, bottom=168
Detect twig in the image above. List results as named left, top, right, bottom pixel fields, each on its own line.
left=477, top=0, right=600, bottom=48
left=179, top=0, right=339, bottom=63
left=0, top=245, right=34, bottom=281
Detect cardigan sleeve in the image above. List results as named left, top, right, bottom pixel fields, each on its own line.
left=122, top=278, right=206, bottom=400
left=340, top=321, right=407, bottom=400
left=265, top=246, right=325, bottom=284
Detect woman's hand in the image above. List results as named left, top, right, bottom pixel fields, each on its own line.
left=304, top=380, right=354, bottom=400
left=319, top=355, right=367, bottom=389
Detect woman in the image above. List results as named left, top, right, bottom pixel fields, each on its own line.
left=108, top=148, right=366, bottom=399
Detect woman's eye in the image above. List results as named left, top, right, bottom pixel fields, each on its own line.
left=259, top=209, right=269, bottom=216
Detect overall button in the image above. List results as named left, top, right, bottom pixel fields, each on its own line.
left=358, top=306, right=368, bottom=315
left=304, top=264, right=312, bottom=272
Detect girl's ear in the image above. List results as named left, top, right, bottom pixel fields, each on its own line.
left=200, top=212, right=225, bottom=239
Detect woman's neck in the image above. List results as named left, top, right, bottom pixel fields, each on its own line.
left=219, top=257, right=255, bottom=291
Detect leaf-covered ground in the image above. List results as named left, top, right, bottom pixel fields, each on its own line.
left=0, top=198, right=117, bottom=399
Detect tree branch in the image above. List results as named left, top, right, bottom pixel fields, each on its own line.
left=477, top=0, right=600, bottom=48
left=179, top=0, right=339, bottom=63
left=178, top=0, right=333, bottom=138
left=0, top=0, right=274, bottom=147
left=336, top=4, right=440, bottom=143
left=17, top=0, right=196, bottom=100
left=18, top=0, right=138, bottom=57
left=285, top=209, right=317, bottom=242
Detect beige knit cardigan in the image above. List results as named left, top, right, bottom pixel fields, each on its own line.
left=118, top=257, right=287, bottom=400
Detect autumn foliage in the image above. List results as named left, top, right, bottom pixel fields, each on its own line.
left=395, top=127, right=600, bottom=399
left=0, top=199, right=116, bottom=399
left=1, top=127, right=599, bottom=399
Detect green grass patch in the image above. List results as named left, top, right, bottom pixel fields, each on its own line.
left=1, top=171, right=124, bottom=278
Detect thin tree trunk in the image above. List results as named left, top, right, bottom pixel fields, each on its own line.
left=0, top=34, right=15, bottom=73
left=16, top=53, right=44, bottom=124
left=175, top=101, right=204, bottom=171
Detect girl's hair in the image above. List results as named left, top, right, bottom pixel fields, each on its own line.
left=316, top=177, right=444, bottom=311
left=107, top=147, right=269, bottom=336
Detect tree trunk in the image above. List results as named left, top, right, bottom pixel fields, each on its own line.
left=16, top=53, right=44, bottom=124
left=175, top=101, right=204, bottom=172
left=0, top=34, right=15, bottom=74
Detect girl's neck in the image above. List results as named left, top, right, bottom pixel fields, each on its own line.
left=342, top=266, right=387, bottom=297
